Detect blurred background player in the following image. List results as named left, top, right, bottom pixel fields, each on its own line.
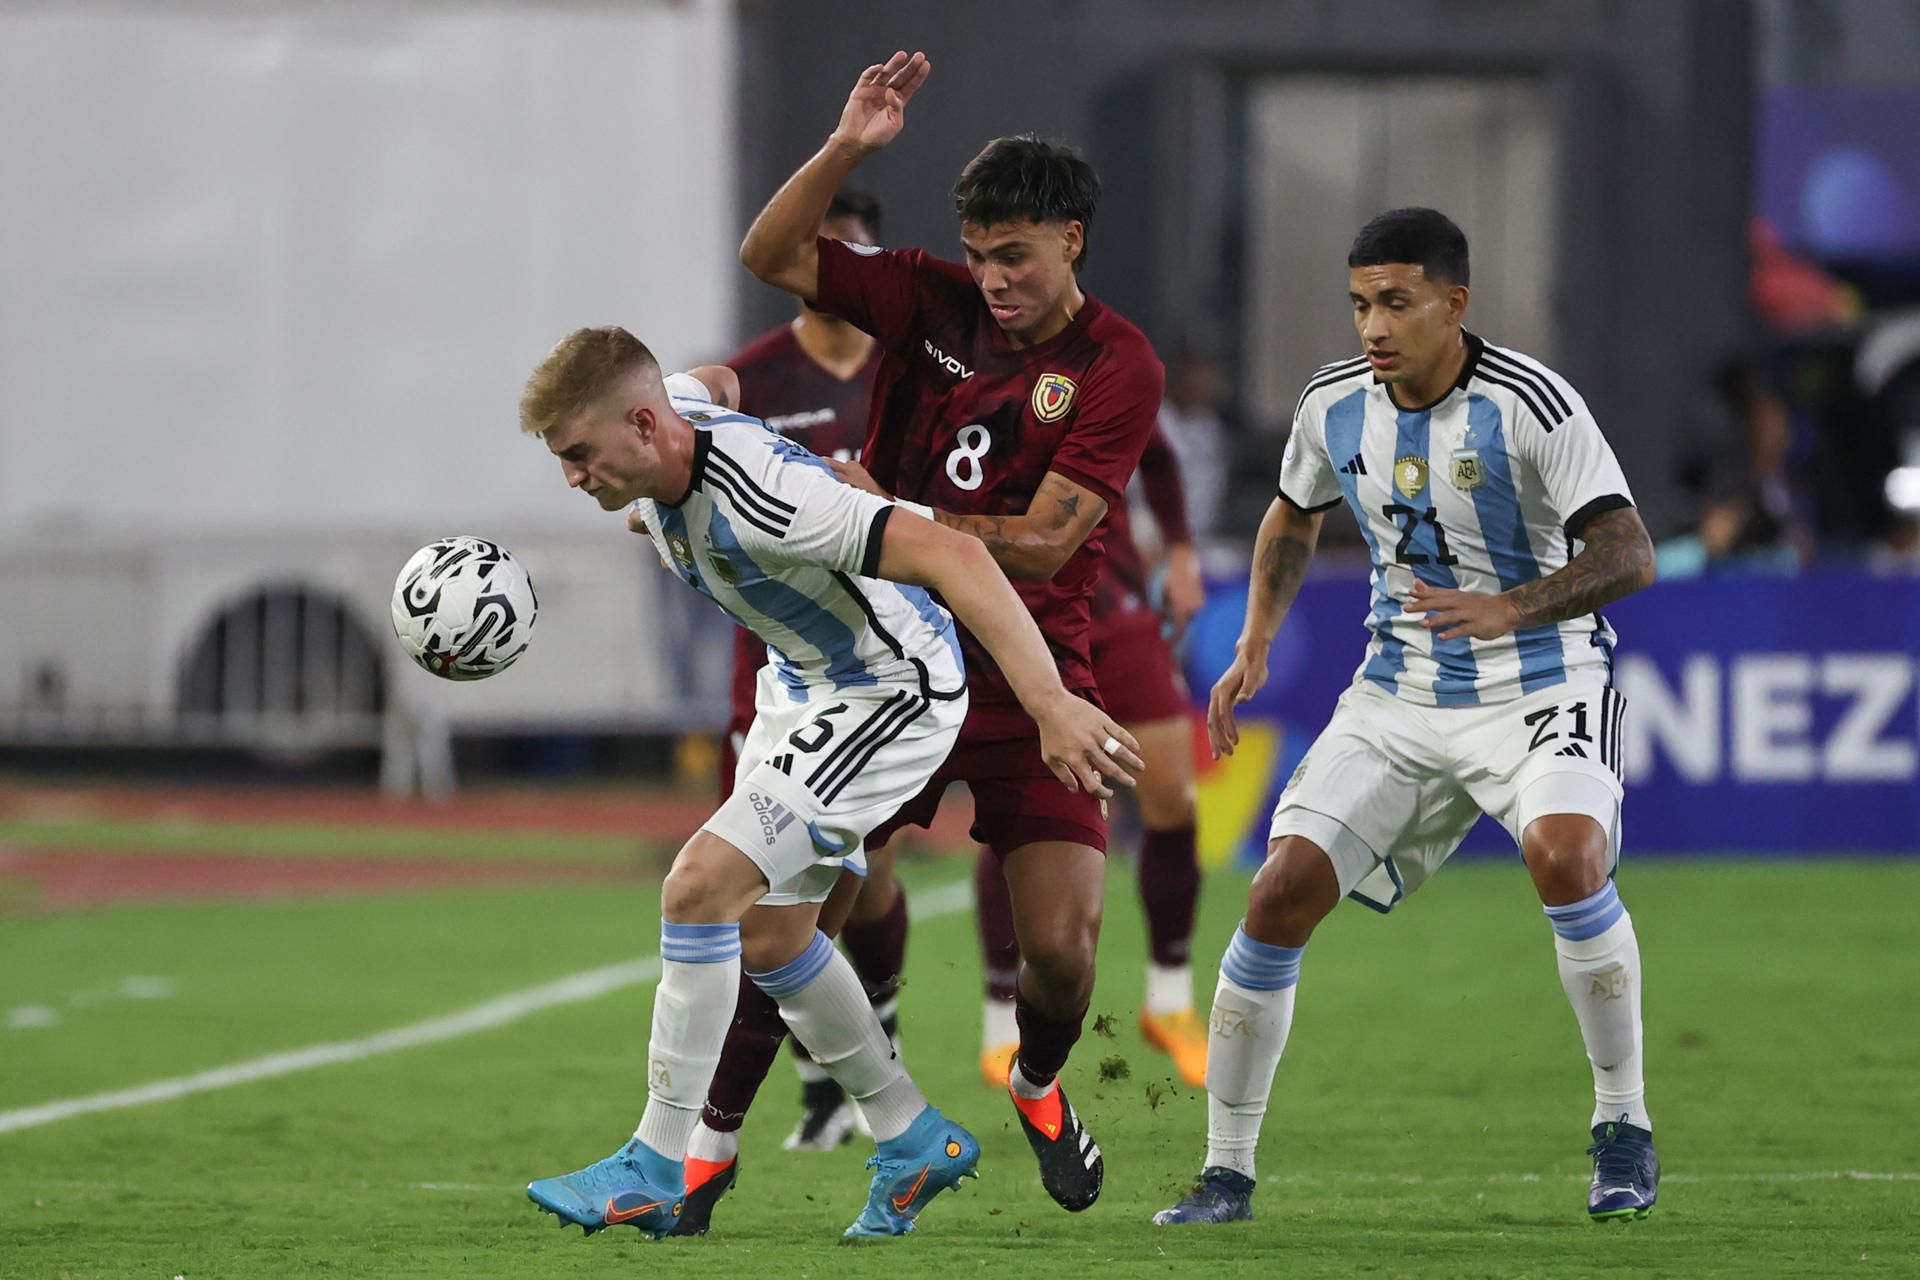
left=1156, top=209, right=1661, bottom=1227
left=1156, top=349, right=1230, bottom=545
left=974, top=423, right=1210, bottom=1087
left=688, top=190, right=896, bottom=1201
left=518, top=327, right=1139, bottom=1240
left=741, top=51, right=1165, bottom=1213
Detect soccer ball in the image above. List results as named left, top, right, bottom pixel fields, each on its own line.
left=390, top=537, right=538, bottom=681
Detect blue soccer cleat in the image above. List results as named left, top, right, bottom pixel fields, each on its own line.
left=843, top=1107, right=981, bottom=1239
left=1152, top=1166, right=1256, bottom=1225
left=1586, top=1118, right=1659, bottom=1221
left=526, top=1138, right=685, bottom=1238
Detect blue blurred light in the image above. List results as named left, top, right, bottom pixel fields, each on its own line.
left=1801, top=146, right=1910, bottom=258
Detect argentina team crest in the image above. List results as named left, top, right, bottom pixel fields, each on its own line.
left=1031, top=372, right=1077, bottom=422
left=703, top=532, right=742, bottom=586
left=1394, top=455, right=1429, bottom=499
left=1449, top=448, right=1485, bottom=491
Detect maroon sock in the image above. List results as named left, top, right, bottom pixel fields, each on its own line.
left=973, top=846, right=1021, bottom=1002
left=1013, top=991, right=1085, bottom=1086
left=840, top=883, right=909, bottom=1002
left=700, top=971, right=789, bottom=1133
left=1138, top=824, right=1201, bottom=967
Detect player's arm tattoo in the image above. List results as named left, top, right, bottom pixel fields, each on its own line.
left=1047, top=483, right=1083, bottom=529
left=1504, top=506, right=1656, bottom=628
left=1259, top=530, right=1315, bottom=614
left=934, top=508, right=1014, bottom=555
left=931, top=475, right=1107, bottom=581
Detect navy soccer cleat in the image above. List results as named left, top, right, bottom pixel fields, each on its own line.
left=1152, top=1166, right=1256, bottom=1225
left=783, top=1079, right=859, bottom=1152
left=1586, top=1118, right=1659, bottom=1221
left=843, top=1107, right=980, bottom=1238
left=526, top=1138, right=685, bottom=1238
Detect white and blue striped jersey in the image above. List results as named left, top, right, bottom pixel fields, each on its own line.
left=1279, top=333, right=1634, bottom=706
left=632, top=375, right=967, bottom=704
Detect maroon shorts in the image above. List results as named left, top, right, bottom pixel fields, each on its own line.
left=867, top=714, right=1108, bottom=860
left=1091, top=607, right=1191, bottom=726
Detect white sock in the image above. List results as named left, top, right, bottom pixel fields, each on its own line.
left=983, top=996, right=1018, bottom=1050
left=1545, top=883, right=1650, bottom=1131
left=1146, top=962, right=1195, bottom=1016
left=793, top=1055, right=831, bottom=1085
left=1008, top=1058, right=1054, bottom=1100
left=633, top=921, right=742, bottom=1162
left=1203, top=924, right=1303, bottom=1180
left=752, top=932, right=927, bottom=1142
left=686, top=1120, right=738, bottom=1165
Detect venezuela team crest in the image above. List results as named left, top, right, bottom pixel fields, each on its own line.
left=1032, top=373, right=1077, bottom=422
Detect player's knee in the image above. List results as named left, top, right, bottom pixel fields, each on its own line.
left=660, top=859, right=731, bottom=924
left=1020, top=915, right=1099, bottom=995
left=1245, top=837, right=1339, bottom=946
left=1138, top=777, right=1197, bottom=830
left=1521, top=816, right=1610, bottom=904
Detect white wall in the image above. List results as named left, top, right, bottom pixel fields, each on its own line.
left=0, top=0, right=737, bottom=538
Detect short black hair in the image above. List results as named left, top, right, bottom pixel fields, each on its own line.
left=826, top=188, right=882, bottom=241
left=1348, top=207, right=1470, bottom=287
left=951, top=135, right=1100, bottom=270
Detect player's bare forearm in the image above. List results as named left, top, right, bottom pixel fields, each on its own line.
left=876, top=511, right=1141, bottom=792
left=1238, top=498, right=1323, bottom=653
left=740, top=52, right=928, bottom=301
left=906, top=536, right=1061, bottom=709
left=932, top=473, right=1108, bottom=582
left=1161, top=541, right=1206, bottom=633
left=739, top=139, right=867, bottom=302
left=1503, top=506, right=1656, bottom=628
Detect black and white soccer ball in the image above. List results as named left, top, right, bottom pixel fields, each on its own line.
left=390, top=537, right=538, bottom=681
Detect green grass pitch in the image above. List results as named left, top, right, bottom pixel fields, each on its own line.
left=3, top=831, right=1917, bottom=1278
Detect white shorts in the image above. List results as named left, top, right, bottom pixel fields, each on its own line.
left=702, top=666, right=966, bottom=905
left=1268, top=676, right=1626, bottom=911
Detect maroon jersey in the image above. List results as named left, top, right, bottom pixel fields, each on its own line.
left=815, top=237, right=1165, bottom=735
left=1094, top=424, right=1193, bottom=619
left=722, top=322, right=883, bottom=732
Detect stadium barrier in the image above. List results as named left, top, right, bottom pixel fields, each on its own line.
left=0, top=528, right=730, bottom=792
left=1183, top=571, right=1920, bottom=862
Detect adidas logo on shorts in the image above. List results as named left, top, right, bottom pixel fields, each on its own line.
left=748, top=792, right=796, bottom=845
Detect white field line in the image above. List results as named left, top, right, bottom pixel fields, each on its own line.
left=0, top=878, right=974, bottom=1136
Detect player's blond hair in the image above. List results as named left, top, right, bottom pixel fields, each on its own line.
left=519, top=326, right=660, bottom=436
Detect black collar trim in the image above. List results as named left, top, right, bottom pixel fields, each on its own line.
left=1386, top=331, right=1483, bottom=413
left=668, top=429, right=711, bottom=509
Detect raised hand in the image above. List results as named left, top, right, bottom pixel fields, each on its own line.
left=832, top=51, right=931, bottom=153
